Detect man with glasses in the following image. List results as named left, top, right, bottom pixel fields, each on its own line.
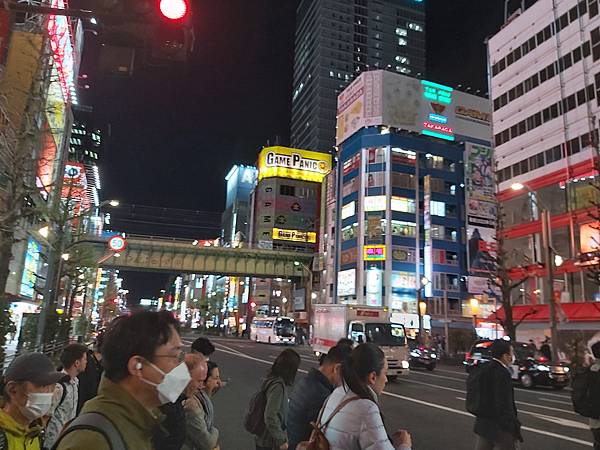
left=55, top=311, right=190, bottom=450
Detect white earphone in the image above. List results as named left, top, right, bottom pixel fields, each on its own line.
left=135, top=361, right=142, bottom=370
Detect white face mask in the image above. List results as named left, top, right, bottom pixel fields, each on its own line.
left=20, top=392, right=53, bottom=422
left=141, top=361, right=191, bottom=405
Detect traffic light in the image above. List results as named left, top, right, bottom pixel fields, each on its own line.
left=158, top=0, right=189, bottom=21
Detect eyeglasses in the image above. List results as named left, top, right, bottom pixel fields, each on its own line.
left=154, top=350, right=185, bottom=363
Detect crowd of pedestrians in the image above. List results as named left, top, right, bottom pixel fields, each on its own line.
left=0, top=311, right=598, bottom=450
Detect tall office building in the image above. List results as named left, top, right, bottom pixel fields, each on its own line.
left=221, top=164, right=258, bottom=246
left=291, top=0, right=425, bottom=153
left=489, top=1, right=600, bottom=341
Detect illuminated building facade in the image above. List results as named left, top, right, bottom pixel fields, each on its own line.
left=332, top=70, right=492, bottom=334
left=488, top=1, right=600, bottom=339
left=221, top=165, right=258, bottom=247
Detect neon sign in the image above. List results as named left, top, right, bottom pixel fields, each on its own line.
left=423, top=121, right=453, bottom=134
left=421, top=80, right=453, bottom=104
left=364, top=245, right=386, bottom=261
left=429, top=113, right=447, bottom=124
left=47, top=0, right=75, bottom=103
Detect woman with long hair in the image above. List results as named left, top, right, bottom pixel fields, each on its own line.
left=255, top=348, right=301, bottom=450
left=321, top=343, right=412, bottom=450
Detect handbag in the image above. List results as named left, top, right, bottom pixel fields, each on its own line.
left=296, top=395, right=359, bottom=450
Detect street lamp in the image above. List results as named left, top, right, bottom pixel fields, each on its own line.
left=511, top=182, right=560, bottom=362
left=38, top=225, right=50, bottom=239
left=470, top=297, right=480, bottom=334
left=417, top=276, right=430, bottom=344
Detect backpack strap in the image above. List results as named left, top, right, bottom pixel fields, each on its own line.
left=318, top=395, right=360, bottom=429
left=50, top=412, right=126, bottom=450
left=0, top=430, right=7, bottom=450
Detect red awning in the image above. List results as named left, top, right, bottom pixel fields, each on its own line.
left=489, top=302, right=600, bottom=323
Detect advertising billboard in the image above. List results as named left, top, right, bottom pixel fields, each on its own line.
left=580, top=222, right=600, bottom=254
left=465, top=143, right=496, bottom=293
left=423, top=175, right=433, bottom=297
left=336, top=71, right=383, bottom=144
left=336, top=70, right=491, bottom=145
left=365, top=268, right=383, bottom=307
left=341, top=201, right=356, bottom=220
left=48, top=0, right=76, bottom=103
left=337, top=269, right=356, bottom=297
left=257, top=146, right=332, bottom=183
left=20, top=238, right=41, bottom=299
left=272, top=228, right=317, bottom=243
left=340, top=248, right=358, bottom=266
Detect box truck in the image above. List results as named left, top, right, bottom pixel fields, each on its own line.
left=311, top=304, right=410, bottom=379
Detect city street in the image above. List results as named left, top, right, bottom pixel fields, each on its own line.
left=183, top=335, right=595, bottom=450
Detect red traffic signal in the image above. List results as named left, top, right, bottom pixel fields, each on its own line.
left=158, top=0, right=189, bottom=21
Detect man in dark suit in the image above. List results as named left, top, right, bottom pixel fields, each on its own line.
left=474, top=339, right=523, bottom=450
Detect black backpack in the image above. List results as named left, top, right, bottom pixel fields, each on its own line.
left=244, top=378, right=282, bottom=436
left=466, top=363, right=494, bottom=417
left=571, top=367, right=600, bottom=419
left=50, top=412, right=126, bottom=450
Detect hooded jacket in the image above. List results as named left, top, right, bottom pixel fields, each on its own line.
left=0, top=409, right=43, bottom=450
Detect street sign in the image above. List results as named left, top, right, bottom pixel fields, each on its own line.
left=108, top=236, right=127, bottom=253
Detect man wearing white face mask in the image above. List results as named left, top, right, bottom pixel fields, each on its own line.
left=0, top=352, right=65, bottom=450
left=55, top=311, right=190, bottom=450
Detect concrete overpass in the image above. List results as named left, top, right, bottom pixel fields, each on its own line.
left=84, top=234, right=314, bottom=278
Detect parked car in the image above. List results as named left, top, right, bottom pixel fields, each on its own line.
left=464, top=339, right=570, bottom=390
left=408, top=338, right=437, bottom=371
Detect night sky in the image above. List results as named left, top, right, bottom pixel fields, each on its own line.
left=80, top=0, right=508, bottom=302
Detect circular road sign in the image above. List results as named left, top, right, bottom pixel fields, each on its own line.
left=108, top=236, right=127, bottom=253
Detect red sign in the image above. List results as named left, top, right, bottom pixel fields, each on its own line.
left=108, top=236, right=127, bottom=253
left=0, top=9, right=11, bottom=64
left=423, top=121, right=453, bottom=135
left=356, top=309, right=380, bottom=317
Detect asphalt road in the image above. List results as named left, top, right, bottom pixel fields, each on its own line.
left=182, top=334, right=594, bottom=450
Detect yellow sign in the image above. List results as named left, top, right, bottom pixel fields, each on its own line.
left=272, top=228, right=317, bottom=243
left=258, top=146, right=332, bottom=182
left=364, top=245, right=386, bottom=260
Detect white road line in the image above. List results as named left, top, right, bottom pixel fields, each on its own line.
left=215, top=343, right=592, bottom=447
left=410, top=370, right=468, bottom=383
left=434, top=367, right=468, bottom=377
left=406, top=378, right=576, bottom=415
left=540, top=398, right=573, bottom=406
left=455, top=397, right=585, bottom=428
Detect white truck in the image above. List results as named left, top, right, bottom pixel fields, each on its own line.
left=311, top=304, right=410, bottom=379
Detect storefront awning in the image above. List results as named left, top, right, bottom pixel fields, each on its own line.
left=489, top=302, right=600, bottom=323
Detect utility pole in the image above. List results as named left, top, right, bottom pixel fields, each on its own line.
left=541, top=209, right=560, bottom=362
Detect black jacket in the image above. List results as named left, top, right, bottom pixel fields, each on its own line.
left=153, top=395, right=186, bottom=450
left=287, top=368, right=334, bottom=450
left=474, top=360, right=522, bottom=442
left=76, top=350, right=103, bottom=414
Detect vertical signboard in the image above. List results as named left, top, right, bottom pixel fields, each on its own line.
left=366, top=268, right=383, bottom=307
left=20, top=238, right=41, bottom=299
left=423, top=175, right=433, bottom=297
left=465, top=143, right=496, bottom=293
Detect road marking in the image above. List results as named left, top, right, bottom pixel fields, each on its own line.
left=215, top=343, right=592, bottom=447
left=407, top=379, right=576, bottom=415
left=383, top=392, right=591, bottom=447
left=540, top=398, right=573, bottom=406
left=434, top=367, right=468, bottom=377
left=410, top=370, right=468, bottom=383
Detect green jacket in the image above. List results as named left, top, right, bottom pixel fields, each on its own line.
left=0, top=409, right=42, bottom=450
left=55, top=377, right=160, bottom=450
left=255, top=377, right=288, bottom=449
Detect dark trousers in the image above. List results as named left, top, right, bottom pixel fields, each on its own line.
left=475, top=431, right=520, bottom=450
left=256, top=446, right=275, bottom=450
left=592, top=427, right=600, bottom=450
